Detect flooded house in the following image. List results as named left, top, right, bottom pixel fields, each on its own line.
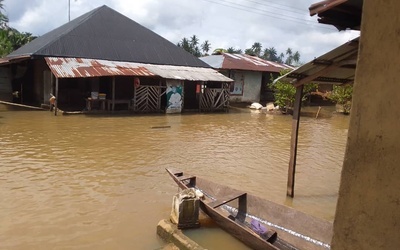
left=0, top=5, right=232, bottom=115
left=200, top=53, right=294, bottom=105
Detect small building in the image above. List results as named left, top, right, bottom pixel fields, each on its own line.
left=200, top=53, right=294, bottom=104
left=0, top=5, right=232, bottom=114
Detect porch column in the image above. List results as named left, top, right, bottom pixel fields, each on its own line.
left=287, top=85, right=303, bottom=197
left=54, top=77, right=59, bottom=116
left=112, top=76, right=115, bottom=112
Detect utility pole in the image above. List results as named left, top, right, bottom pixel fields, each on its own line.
left=68, top=0, right=70, bottom=21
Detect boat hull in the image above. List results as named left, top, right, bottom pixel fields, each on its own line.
left=166, top=168, right=332, bottom=250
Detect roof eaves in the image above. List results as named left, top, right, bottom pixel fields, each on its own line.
left=309, top=0, right=348, bottom=16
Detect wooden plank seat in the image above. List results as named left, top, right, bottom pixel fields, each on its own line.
left=208, top=193, right=247, bottom=208
left=173, top=172, right=183, bottom=177
left=177, top=175, right=196, bottom=181
left=177, top=175, right=196, bottom=186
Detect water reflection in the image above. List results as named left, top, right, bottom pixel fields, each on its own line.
left=0, top=108, right=348, bottom=249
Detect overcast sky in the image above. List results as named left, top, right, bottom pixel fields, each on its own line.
left=3, top=0, right=359, bottom=63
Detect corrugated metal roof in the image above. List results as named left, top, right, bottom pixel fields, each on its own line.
left=309, top=0, right=348, bottom=16
left=45, top=57, right=155, bottom=78
left=309, top=0, right=363, bottom=31
left=145, top=64, right=233, bottom=82
left=274, top=37, right=359, bottom=85
left=200, top=53, right=294, bottom=73
left=8, top=5, right=210, bottom=68
left=0, top=55, right=30, bottom=66
left=45, top=57, right=233, bottom=82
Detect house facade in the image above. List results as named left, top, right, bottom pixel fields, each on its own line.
left=0, top=5, right=232, bottom=114
left=200, top=53, right=293, bottom=104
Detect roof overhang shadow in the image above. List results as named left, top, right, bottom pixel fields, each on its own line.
left=273, top=37, right=359, bottom=86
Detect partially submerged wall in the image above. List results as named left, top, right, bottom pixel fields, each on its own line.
left=331, top=0, right=400, bottom=249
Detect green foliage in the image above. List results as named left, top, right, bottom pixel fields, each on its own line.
left=245, top=42, right=301, bottom=66
left=328, top=85, right=353, bottom=113
left=177, top=35, right=211, bottom=57
left=268, top=69, right=317, bottom=111
left=0, top=28, right=36, bottom=57
left=0, top=2, right=36, bottom=57
left=226, top=47, right=242, bottom=54
left=0, top=0, right=8, bottom=29
left=271, top=78, right=295, bottom=109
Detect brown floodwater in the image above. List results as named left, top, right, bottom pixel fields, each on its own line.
left=0, top=107, right=349, bottom=249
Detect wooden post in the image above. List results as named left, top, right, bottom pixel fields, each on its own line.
left=112, top=76, right=115, bottom=112
left=133, top=79, right=136, bottom=112
left=287, top=85, right=304, bottom=197
left=54, top=78, right=59, bottom=116
left=315, top=106, right=322, bottom=119
left=20, top=83, right=23, bottom=104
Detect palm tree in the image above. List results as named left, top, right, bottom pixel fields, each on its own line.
left=285, top=47, right=294, bottom=65
left=190, top=35, right=199, bottom=48
left=263, top=47, right=278, bottom=61
left=251, top=42, right=262, bottom=57
left=278, top=53, right=285, bottom=63
left=0, top=0, right=8, bottom=29
left=286, top=48, right=293, bottom=57
left=245, top=48, right=256, bottom=56
left=193, top=46, right=201, bottom=57
left=201, top=40, right=211, bottom=56
left=227, top=47, right=242, bottom=54
left=178, top=37, right=191, bottom=54
left=293, top=51, right=300, bottom=64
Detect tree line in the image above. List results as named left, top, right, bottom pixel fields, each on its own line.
left=177, top=35, right=301, bottom=66
left=0, top=0, right=36, bottom=57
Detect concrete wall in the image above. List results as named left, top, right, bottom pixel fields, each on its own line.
left=230, top=70, right=261, bottom=103
left=331, top=1, right=400, bottom=249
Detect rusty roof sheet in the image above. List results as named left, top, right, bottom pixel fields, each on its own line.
left=45, top=57, right=155, bottom=78
left=200, top=53, right=295, bottom=73
left=309, top=0, right=363, bottom=31
left=274, top=37, right=359, bottom=85
left=144, top=64, right=233, bottom=82
left=45, top=57, right=233, bottom=82
left=0, top=55, right=30, bottom=66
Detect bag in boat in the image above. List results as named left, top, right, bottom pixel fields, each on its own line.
left=250, top=219, right=267, bottom=234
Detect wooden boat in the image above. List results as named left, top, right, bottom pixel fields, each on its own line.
left=166, top=168, right=333, bottom=250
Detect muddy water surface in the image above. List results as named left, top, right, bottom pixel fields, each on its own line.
left=0, top=107, right=349, bottom=249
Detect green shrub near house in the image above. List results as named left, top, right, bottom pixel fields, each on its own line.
left=268, top=70, right=317, bottom=112
left=328, top=85, right=353, bottom=114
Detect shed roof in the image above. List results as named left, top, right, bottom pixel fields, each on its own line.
left=7, top=5, right=209, bottom=68
left=200, top=53, right=294, bottom=73
left=45, top=57, right=233, bottom=82
left=274, top=36, right=359, bottom=86
left=309, top=0, right=363, bottom=31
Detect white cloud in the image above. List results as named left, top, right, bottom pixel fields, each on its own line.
left=3, top=0, right=360, bottom=62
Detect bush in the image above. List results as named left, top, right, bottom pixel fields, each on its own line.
left=328, top=85, right=353, bottom=114
left=268, top=70, right=317, bottom=112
